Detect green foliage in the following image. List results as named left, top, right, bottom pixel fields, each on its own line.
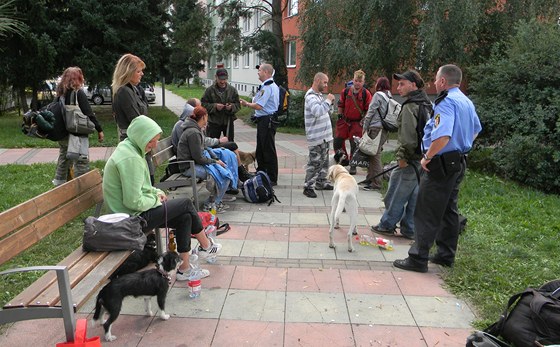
left=282, top=90, right=305, bottom=128
left=168, top=0, right=212, bottom=83
left=469, top=20, right=560, bottom=192
left=0, top=0, right=25, bottom=39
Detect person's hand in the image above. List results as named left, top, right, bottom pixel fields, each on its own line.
left=326, top=93, right=335, bottom=102
left=225, top=103, right=233, bottom=111
left=421, top=158, right=430, bottom=171
left=219, top=136, right=228, bottom=143
left=240, top=99, right=248, bottom=107
left=216, top=159, right=226, bottom=168
left=216, top=103, right=225, bottom=111
left=158, top=193, right=168, bottom=202
left=98, top=131, right=104, bottom=143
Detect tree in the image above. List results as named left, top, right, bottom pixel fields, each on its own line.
left=211, top=0, right=289, bottom=88
left=469, top=19, right=560, bottom=192
left=0, top=0, right=25, bottom=39
left=297, top=0, right=418, bottom=86
left=168, top=0, right=212, bottom=86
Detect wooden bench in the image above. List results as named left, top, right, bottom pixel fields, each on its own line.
left=0, top=169, right=131, bottom=343
left=150, top=136, right=203, bottom=209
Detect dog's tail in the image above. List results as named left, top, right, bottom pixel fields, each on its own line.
left=334, top=191, right=347, bottom=219
left=92, top=292, right=103, bottom=321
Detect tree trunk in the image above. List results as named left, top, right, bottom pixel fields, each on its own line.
left=271, top=0, right=288, bottom=90
left=18, top=87, right=28, bottom=112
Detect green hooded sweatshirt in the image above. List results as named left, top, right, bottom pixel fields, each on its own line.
left=102, top=115, right=163, bottom=215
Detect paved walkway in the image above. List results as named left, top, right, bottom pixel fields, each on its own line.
left=0, top=87, right=475, bottom=346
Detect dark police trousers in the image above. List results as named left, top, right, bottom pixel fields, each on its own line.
left=255, top=115, right=278, bottom=183
left=408, top=154, right=466, bottom=265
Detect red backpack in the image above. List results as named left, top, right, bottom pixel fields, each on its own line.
left=193, top=212, right=230, bottom=238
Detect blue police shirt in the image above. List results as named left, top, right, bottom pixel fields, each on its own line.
left=253, top=78, right=279, bottom=117
left=422, top=87, right=482, bottom=154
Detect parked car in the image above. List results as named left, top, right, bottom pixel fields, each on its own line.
left=139, top=82, right=156, bottom=103
left=36, top=80, right=57, bottom=108
left=85, top=84, right=112, bottom=105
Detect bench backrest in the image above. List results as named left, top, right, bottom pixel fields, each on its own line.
left=0, top=169, right=103, bottom=265
left=150, top=136, right=175, bottom=168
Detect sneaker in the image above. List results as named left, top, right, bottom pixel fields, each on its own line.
left=348, top=166, right=357, bottom=175
left=216, top=202, right=229, bottom=213
left=357, top=180, right=369, bottom=186
left=198, top=237, right=222, bottom=260
left=315, top=183, right=334, bottom=190
left=371, top=224, right=396, bottom=236
left=221, top=195, right=237, bottom=202
left=176, top=268, right=210, bottom=281
left=303, top=187, right=317, bottom=198
left=362, top=184, right=380, bottom=191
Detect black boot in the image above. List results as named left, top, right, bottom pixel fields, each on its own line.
left=238, top=165, right=254, bottom=182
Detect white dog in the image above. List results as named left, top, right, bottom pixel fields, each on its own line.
left=327, top=164, right=359, bottom=252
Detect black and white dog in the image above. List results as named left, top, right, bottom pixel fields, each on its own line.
left=92, top=252, right=183, bottom=342
left=109, top=233, right=159, bottom=279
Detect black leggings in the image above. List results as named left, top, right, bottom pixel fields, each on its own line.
left=140, top=198, right=202, bottom=253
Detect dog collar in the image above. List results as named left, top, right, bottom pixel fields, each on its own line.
left=156, top=266, right=171, bottom=285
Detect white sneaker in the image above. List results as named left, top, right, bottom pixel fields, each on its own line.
left=216, top=202, right=229, bottom=213
left=176, top=268, right=210, bottom=281
left=221, top=195, right=236, bottom=202
left=198, top=238, right=222, bottom=260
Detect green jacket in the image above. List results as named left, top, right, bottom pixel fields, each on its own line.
left=395, top=89, right=432, bottom=161
left=102, top=115, right=163, bottom=215
left=201, top=83, right=240, bottom=126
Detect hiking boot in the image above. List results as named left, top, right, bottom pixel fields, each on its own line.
left=357, top=179, right=369, bottom=186
left=176, top=268, right=210, bottom=281
left=362, top=184, right=380, bottom=191
left=238, top=165, right=254, bottom=182
left=393, top=258, right=428, bottom=273
left=198, top=237, right=222, bottom=260
left=348, top=166, right=357, bottom=175
left=303, top=187, right=317, bottom=198
left=226, top=187, right=239, bottom=195
left=315, top=183, right=334, bottom=190
left=429, top=255, right=454, bottom=267
left=371, top=224, right=396, bottom=236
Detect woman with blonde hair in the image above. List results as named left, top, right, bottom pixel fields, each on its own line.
left=112, top=53, right=148, bottom=141
left=52, top=66, right=104, bottom=186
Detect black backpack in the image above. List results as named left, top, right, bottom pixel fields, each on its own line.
left=478, top=279, right=560, bottom=346
left=241, top=171, right=280, bottom=205
left=263, top=80, right=290, bottom=116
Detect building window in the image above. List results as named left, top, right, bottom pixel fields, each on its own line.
left=233, top=55, right=239, bottom=68
left=243, top=52, right=250, bottom=68
left=254, top=9, right=261, bottom=28
left=226, top=55, right=231, bottom=68
left=288, top=0, right=298, bottom=17
left=286, top=41, right=296, bottom=67
left=243, top=15, right=251, bottom=32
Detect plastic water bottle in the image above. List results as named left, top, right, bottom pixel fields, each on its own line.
left=187, top=254, right=202, bottom=298
left=375, top=237, right=394, bottom=251
left=210, top=203, right=217, bottom=216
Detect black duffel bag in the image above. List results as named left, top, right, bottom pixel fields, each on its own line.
left=83, top=214, right=147, bottom=252
left=480, top=279, right=560, bottom=347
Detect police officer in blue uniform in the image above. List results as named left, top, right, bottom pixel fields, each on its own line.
left=394, top=64, right=482, bottom=272
left=240, top=63, right=280, bottom=185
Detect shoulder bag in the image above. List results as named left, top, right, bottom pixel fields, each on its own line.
left=62, top=91, right=95, bottom=135
left=83, top=214, right=147, bottom=251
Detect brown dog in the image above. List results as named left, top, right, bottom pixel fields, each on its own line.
left=239, top=150, right=256, bottom=170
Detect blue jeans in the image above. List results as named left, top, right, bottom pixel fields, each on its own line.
left=377, top=162, right=420, bottom=237
left=183, top=164, right=229, bottom=205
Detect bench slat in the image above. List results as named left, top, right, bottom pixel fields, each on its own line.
left=0, top=185, right=103, bottom=265
left=70, top=251, right=131, bottom=309
left=0, top=170, right=103, bottom=239
left=29, top=251, right=113, bottom=307
left=3, top=248, right=88, bottom=309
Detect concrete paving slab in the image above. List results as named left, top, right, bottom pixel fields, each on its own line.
left=285, top=292, right=349, bottom=323
left=406, top=296, right=475, bottom=328
left=345, top=293, right=416, bottom=325
left=221, top=289, right=285, bottom=322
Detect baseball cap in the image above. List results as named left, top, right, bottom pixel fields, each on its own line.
left=393, top=70, right=424, bottom=89
left=216, top=68, right=228, bottom=80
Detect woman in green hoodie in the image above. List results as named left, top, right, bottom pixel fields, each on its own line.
left=102, top=116, right=221, bottom=280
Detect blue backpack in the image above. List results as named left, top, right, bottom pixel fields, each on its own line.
left=242, top=171, right=280, bottom=205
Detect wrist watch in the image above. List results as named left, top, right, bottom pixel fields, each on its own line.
left=423, top=153, right=432, bottom=161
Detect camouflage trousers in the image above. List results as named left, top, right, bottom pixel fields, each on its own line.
left=53, top=137, right=90, bottom=185
left=304, top=141, right=330, bottom=189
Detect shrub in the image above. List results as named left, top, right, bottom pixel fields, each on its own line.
left=282, top=89, right=305, bottom=128
left=469, top=19, right=560, bottom=192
